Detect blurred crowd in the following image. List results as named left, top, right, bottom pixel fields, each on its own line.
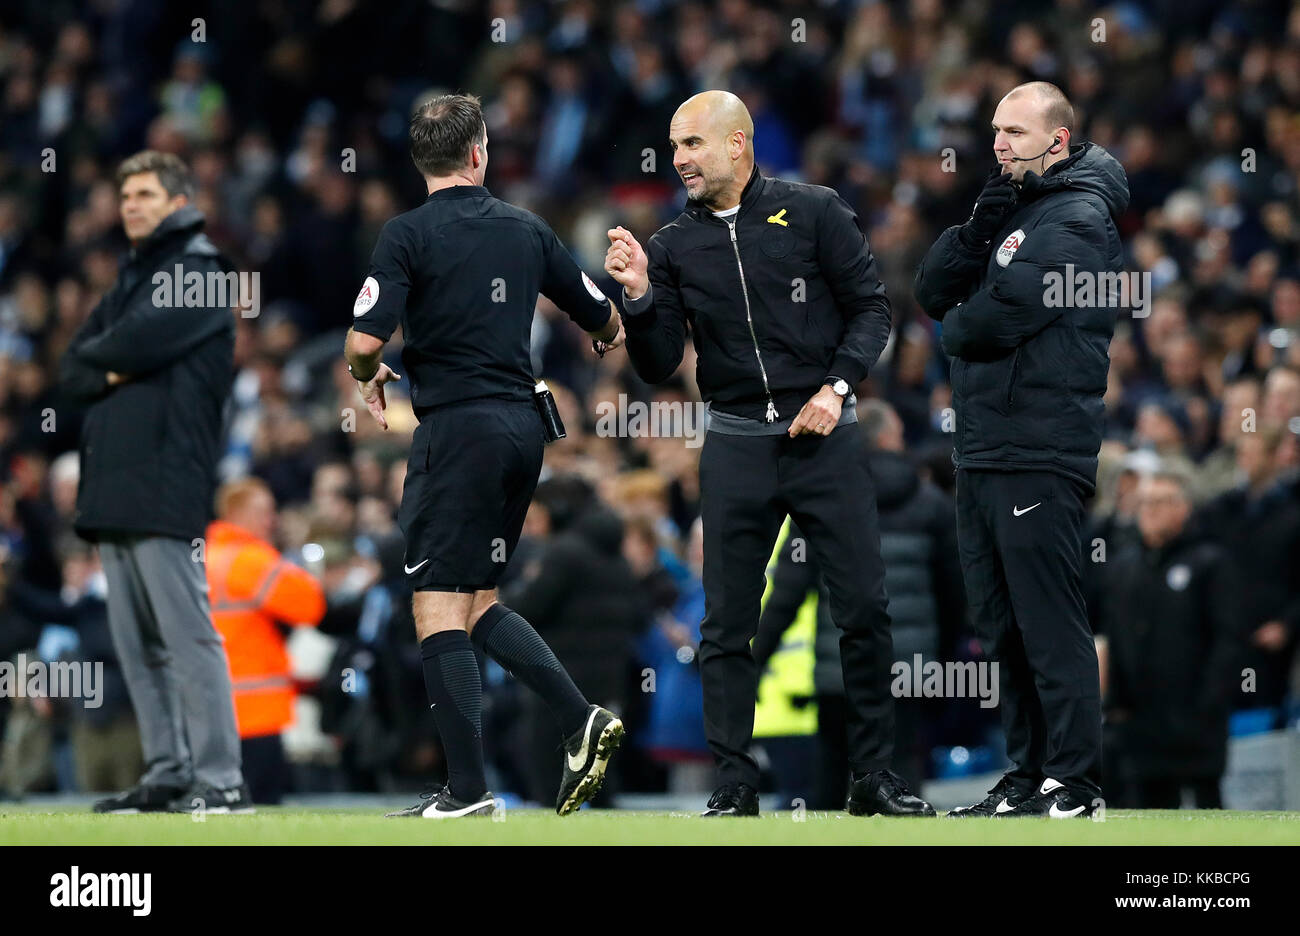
left=1, top=0, right=1299, bottom=808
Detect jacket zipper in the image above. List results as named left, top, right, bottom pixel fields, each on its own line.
left=726, top=218, right=778, bottom=422
left=955, top=358, right=966, bottom=455
left=1007, top=347, right=1022, bottom=407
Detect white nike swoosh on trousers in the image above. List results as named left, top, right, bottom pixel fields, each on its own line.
left=404, top=559, right=430, bottom=574
left=1012, top=502, right=1042, bottom=516
left=567, top=708, right=599, bottom=772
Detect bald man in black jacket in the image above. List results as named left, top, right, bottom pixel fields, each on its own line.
left=915, top=82, right=1130, bottom=819
left=606, top=90, right=932, bottom=818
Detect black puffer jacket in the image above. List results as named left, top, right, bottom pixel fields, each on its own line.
left=1099, top=531, right=1244, bottom=780
left=503, top=508, right=642, bottom=707
left=914, top=143, right=1130, bottom=491
left=59, top=206, right=235, bottom=542
left=1197, top=476, right=1300, bottom=709
left=870, top=449, right=966, bottom=665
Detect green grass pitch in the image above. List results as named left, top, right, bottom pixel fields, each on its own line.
left=3, top=805, right=1299, bottom=845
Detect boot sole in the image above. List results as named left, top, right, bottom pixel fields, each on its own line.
left=557, top=717, right=624, bottom=816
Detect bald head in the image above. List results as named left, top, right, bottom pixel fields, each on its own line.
left=992, top=81, right=1075, bottom=180
left=669, top=90, right=755, bottom=210
left=675, top=91, right=754, bottom=151
left=1003, top=82, right=1075, bottom=136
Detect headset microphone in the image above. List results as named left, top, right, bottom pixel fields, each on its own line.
left=1009, top=137, right=1061, bottom=162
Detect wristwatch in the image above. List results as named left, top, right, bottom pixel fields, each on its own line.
left=824, top=377, right=850, bottom=399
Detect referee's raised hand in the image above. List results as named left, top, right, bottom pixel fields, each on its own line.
left=354, top=363, right=401, bottom=431
left=604, top=226, right=649, bottom=300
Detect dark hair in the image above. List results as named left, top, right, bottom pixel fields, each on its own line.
left=410, top=93, right=486, bottom=177
left=115, top=150, right=195, bottom=199
left=533, top=474, right=594, bottom=534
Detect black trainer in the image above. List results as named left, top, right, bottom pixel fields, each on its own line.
left=385, top=785, right=496, bottom=819
left=92, top=783, right=185, bottom=814
left=702, top=783, right=760, bottom=817
left=946, top=775, right=1033, bottom=818
left=847, top=769, right=936, bottom=816
left=165, top=781, right=255, bottom=815
left=556, top=705, right=625, bottom=816
left=1001, top=777, right=1095, bottom=818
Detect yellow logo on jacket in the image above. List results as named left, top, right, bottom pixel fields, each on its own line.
left=766, top=209, right=789, bottom=226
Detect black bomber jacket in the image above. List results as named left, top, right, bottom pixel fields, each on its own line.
left=623, top=166, right=893, bottom=422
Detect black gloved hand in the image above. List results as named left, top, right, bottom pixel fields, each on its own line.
left=959, top=170, right=1018, bottom=249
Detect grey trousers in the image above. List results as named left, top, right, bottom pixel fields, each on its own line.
left=99, top=534, right=243, bottom=790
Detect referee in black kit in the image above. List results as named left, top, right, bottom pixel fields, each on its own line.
left=915, top=83, right=1129, bottom=819
left=344, top=94, right=627, bottom=819
left=605, top=90, right=933, bottom=817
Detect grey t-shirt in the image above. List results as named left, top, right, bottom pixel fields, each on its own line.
left=706, top=398, right=858, bottom=436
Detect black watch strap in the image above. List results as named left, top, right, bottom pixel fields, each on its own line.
left=824, top=376, right=850, bottom=398
left=348, top=362, right=379, bottom=382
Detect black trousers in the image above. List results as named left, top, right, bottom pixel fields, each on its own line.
left=955, top=468, right=1101, bottom=800
left=241, top=733, right=287, bottom=805
left=698, top=425, right=894, bottom=789
left=816, top=693, right=927, bottom=810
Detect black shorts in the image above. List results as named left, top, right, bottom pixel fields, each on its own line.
left=398, top=398, right=545, bottom=592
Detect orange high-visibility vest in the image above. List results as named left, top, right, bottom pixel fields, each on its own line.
left=204, top=520, right=326, bottom=738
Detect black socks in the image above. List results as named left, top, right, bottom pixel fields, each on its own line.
left=471, top=603, right=590, bottom=738
left=421, top=605, right=590, bottom=801
left=420, top=630, right=487, bottom=802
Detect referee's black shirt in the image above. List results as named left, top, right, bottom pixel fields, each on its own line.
left=349, top=185, right=612, bottom=411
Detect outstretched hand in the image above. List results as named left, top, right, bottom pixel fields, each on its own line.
left=355, top=363, right=401, bottom=430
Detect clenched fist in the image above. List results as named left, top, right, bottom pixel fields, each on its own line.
left=605, top=226, right=649, bottom=300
